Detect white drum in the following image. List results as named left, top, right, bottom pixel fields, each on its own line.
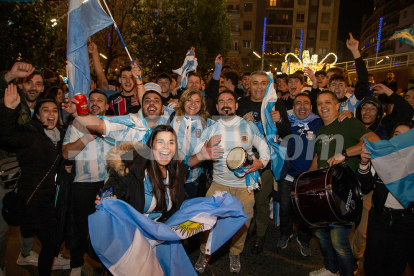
left=227, top=147, right=253, bottom=170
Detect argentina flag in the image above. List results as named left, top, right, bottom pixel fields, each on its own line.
left=88, top=191, right=248, bottom=276
left=389, top=25, right=414, bottom=47
left=172, top=50, right=198, bottom=89
left=364, top=128, right=414, bottom=208
left=260, top=73, right=287, bottom=180
left=67, top=0, right=113, bottom=97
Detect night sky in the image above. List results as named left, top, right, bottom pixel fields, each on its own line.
left=337, top=0, right=374, bottom=43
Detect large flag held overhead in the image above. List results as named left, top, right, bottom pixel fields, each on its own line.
left=260, top=73, right=287, bottom=180
left=89, top=191, right=248, bottom=276
left=67, top=0, right=113, bottom=97
left=389, top=25, right=414, bottom=47
left=364, top=128, right=414, bottom=208
left=172, top=50, right=198, bottom=90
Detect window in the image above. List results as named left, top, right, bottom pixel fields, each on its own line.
left=244, top=3, right=253, bottom=12
left=308, top=29, right=316, bottom=40
left=322, top=0, right=331, bottom=5
left=243, top=40, right=251, bottom=49
left=243, top=21, right=252, bottom=30
left=231, top=22, right=239, bottom=32
left=234, top=41, right=238, bottom=51
left=295, top=28, right=303, bottom=39
left=321, top=13, right=330, bottom=23
left=310, top=12, right=317, bottom=23
left=318, top=48, right=327, bottom=55
left=297, top=13, right=305, bottom=22
left=269, top=0, right=277, bottom=6
left=282, top=14, right=289, bottom=20
left=298, top=0, right=306, bottom=4
left=320, top=30, right=329, bottom=41
left=311, top=0, right=318, bottom=5
left=227, top=4, right=233, bottom=10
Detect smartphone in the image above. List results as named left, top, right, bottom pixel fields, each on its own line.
left=99, top=188, right=113, bottom=200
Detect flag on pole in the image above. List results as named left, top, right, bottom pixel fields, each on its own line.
left=67, top=0, right=113, bottom=97
left=260, top=74, right=287, bottom=180
left=172, top=50, right=198, bottom=89
left=89, top=191, right=248, bottom=276
left=364, top=128, right=414, bottom=208
left=389, top=25, right=414, bottom=47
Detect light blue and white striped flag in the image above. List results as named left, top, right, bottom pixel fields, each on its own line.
left=260, top=73, right=287, bottom=180
left=67, top=0, right=113, bottom=97
left=364, top=128, right=414, bottom=208
left=389, top=25, right=414, bottom=47
left=172, top=50, right=198, bottom=89
left=89, top=191, right=248, bottom=276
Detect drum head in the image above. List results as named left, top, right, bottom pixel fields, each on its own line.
left=329, top=164, right=363, bottom=224
left=227, top=148, right=246, bottom=170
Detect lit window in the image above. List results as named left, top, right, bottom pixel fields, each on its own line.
left=269, top=0, right=277, bottom=6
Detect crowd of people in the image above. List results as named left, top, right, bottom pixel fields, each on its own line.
left=0, top=33, right=413, bottom=276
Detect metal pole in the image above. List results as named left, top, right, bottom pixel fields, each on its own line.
left=261, top=51, right=265, bottom=71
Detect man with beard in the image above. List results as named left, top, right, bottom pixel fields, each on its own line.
left=237, top=71, right=291, bottom=255
left=107, top=66, right=140, bottom=116
left=192, top=90, right=270, bottom=273
left=62, top=90, right=113, bottom=276
left=282, top=73, right=305, bottom=112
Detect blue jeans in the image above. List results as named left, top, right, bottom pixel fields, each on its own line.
left=315, top=225, right=353, bottom=276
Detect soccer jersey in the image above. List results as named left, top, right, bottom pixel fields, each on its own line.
left=339, top=93, right=361, bottom=116
left=63, top=122, right=114, bottom=182
left=170, top=115, right=214, bottom=183
left=102, top=107, right=174, bottom=146
left=108, top=93, right=135, bottom=116
left=193, top=116, right=270, bottom=188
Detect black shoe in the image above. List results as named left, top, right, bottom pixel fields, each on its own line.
left=251, top=237, right=264, bottom=255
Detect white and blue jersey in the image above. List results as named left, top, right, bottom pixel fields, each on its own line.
left=340, top=93, right=361, bottom=116
left=63, top=122, right=114, bottom=183
left=193, top=116, right=270, bottom=188
left=102, top=107, right=174, bottom=146
left=170, top=114, right=214, bottom=183
left=143, top=171, right=172, bottom=221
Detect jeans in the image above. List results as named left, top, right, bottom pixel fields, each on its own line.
left=364, top=207, right=414, bottom=276
left=279, top=179, right=313, bottom=243
left=252, top=169, right=274, bottom=237
left=315, top=225, right=353, bottom=276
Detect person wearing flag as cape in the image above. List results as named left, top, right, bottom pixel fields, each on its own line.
left=308, top=90, right=380, bottom=276
left=356, top=122, right=414, bottom=276
left=190, top=89, right=270, bottom=273
left=236, top=70, right=291, bottom=255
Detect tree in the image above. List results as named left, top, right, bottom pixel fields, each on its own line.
left=130, top=0, right=231, bottom=77
left=0, top=1, right=66, bottom=71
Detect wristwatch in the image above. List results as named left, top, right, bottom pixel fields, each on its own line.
left=341, top=149, right=349, bottom=160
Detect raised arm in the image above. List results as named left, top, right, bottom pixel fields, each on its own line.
left=131, top=63, right=144, bottom=106
left=88, top=41, right=109, bottom=90
left=347, top=33, right=368, bottom=100
left=1, top=62, right=35, bottom=99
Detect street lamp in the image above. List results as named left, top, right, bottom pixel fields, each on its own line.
left=253, top=51, right=261, bottom=59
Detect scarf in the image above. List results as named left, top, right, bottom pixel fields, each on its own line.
left=44, top=128, right=61, bottom=145
left=288, top=112, right=319, bottom=130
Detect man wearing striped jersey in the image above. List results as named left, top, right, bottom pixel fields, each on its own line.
left=62, top=90, right=114, bottom=274
left=192, top=90, right=270, bottom=274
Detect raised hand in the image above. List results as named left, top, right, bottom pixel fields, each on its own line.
left=215, top=54, right=223, bottom=66
left=88, top=41, right=98, bottom=55
left=371, top=83, right=393, bottom=96
left=131, top=63, right=142, bottom=81
left=4, top=83, right=21, bottom=109
left=346, top=33, right=361, bottom=58
left=62, top=97, right=79, bottom=116
left=5, top=62, right=35, bottom=82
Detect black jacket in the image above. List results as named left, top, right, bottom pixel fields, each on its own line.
left=104, top=142, right=188, bottom=216
left=0, top=106, right=63, bottom=231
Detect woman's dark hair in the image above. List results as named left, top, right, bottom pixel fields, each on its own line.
left=43, top=86, right=62, bottom=102
left=390, top=122, right=413, bottom=137
left=32, top=99, right=60, bottom=129
left=146, top=125, right=181, bottom=212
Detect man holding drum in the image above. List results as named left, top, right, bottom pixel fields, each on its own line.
left=191, top=90, right=270, bottom=273
left=308, top=91, right=380, bottom=276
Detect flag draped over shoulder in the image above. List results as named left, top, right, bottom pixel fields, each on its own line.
left=389, top=25, right=414, bottom=47
left=364, top=128, right=414, bottom=208
left=260, top=74, right=287, bottom=180
left=67, top=0, right=113, bottom=97
left=88, top=191, right=248, bottom=276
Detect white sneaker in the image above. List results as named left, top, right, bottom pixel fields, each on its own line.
left=51, top=253, right=70, bottom=270
left=309, top=267, right=339, bottom=276
left=16, top=251, right=38, bottom=266
left=70, top=267, right=82, bottom=276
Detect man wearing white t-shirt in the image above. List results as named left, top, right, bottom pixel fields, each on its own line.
left=191, top=90, right=270, bottom=274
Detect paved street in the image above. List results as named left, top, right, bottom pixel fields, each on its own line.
left=4, top=219, right=414, bottom=275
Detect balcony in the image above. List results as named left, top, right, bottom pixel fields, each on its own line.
left=227, top=9, right=240, bottom=18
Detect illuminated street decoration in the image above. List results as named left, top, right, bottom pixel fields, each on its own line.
left=299, top=29, right=304, bottom=58
left=377, top=17, right=383, bottom=52
left=281, top=50, right=337, bottom=74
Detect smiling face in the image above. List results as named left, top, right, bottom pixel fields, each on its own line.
left=36, top=102, right=59, bottom=130
left=55, top=89, right=63, bottom=105
left=216, top=92, right=238, bottom=118
left=157, top=78, right=171, bottom=94
left=242, top=75, right=250, bottom=90
left=89, top=92, right=109, bottom=116
left=277, top=78, right=288, bottom=92
left=22, top=74, right=44, bottom=103
left=250, top=74, right=268, bottom=102
left=293, top=95, right=312, bottom=120
left=187, top=75, right=201, bottom=91
left=288, top=78, right=303, bottom=97
left=317, top=93, right=340, bottom=124
left=119, top=70, right=135, bottom=94
left=316, top=74, right=327, bottom=87
left=360, top=103, right=378, bottom=126
left=184, top=93, right=202, bottom=117
left=142, top=93, right=164, bottom=121
left=153, top=131, right=176, bottom=167
left=328, top=80, right=346, bottom=99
